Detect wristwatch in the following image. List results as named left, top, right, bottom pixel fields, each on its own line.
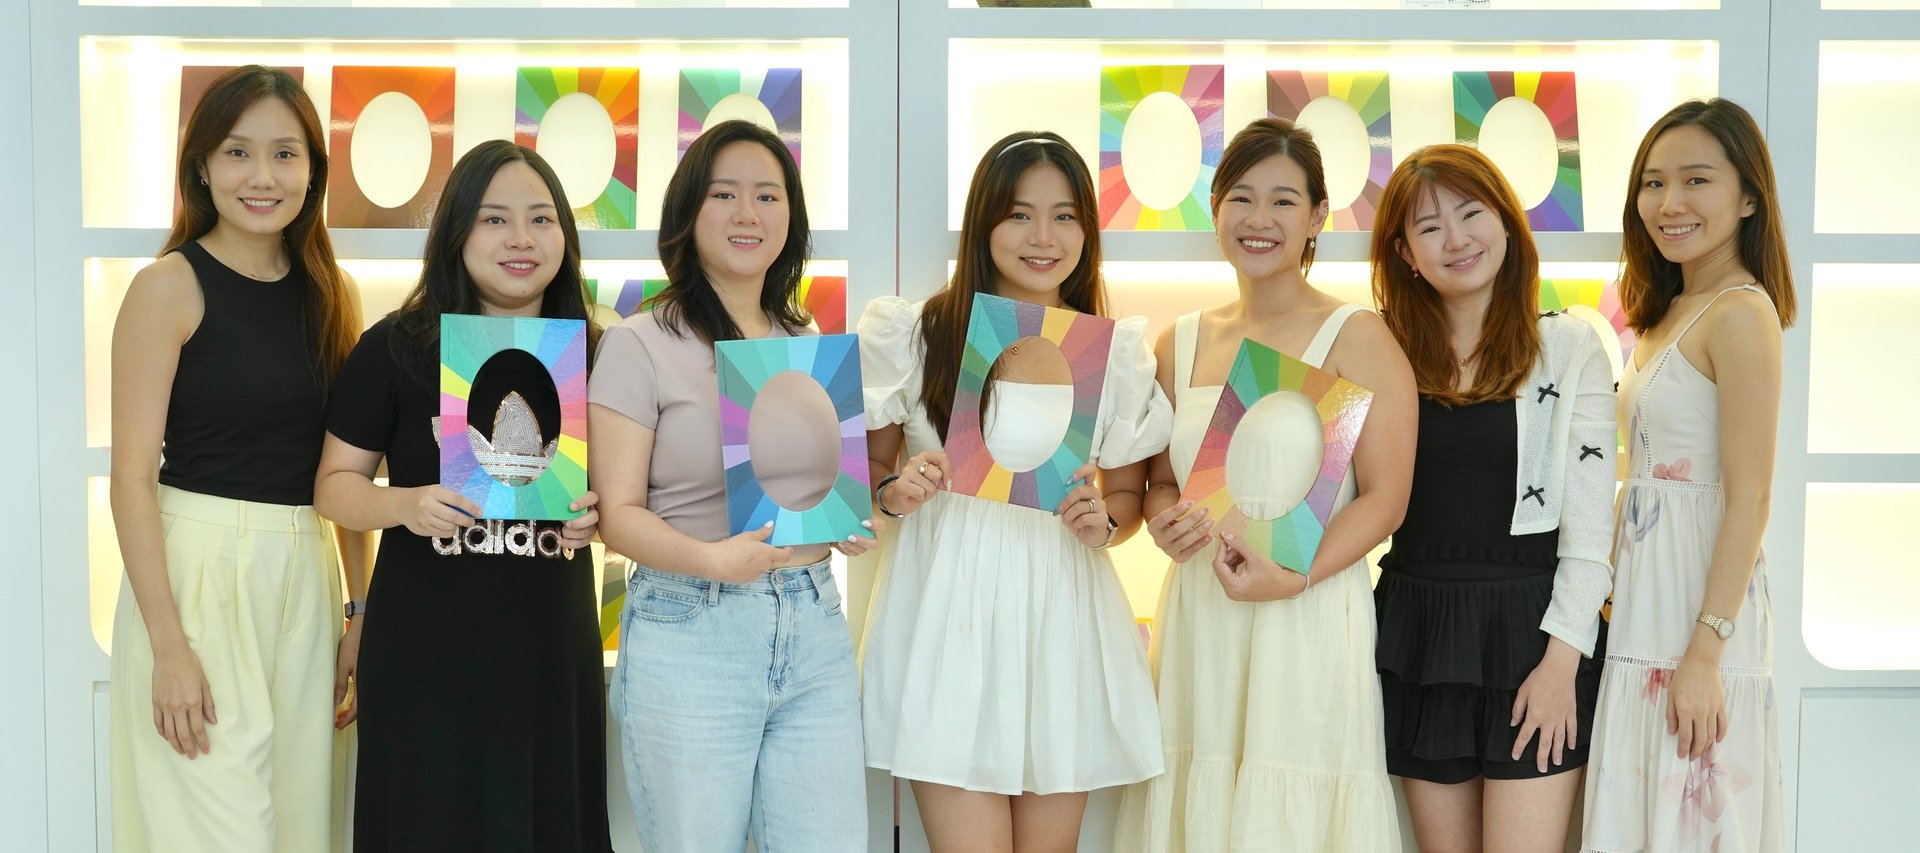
left=344, top=599, right=367, bottom=620
left=1697, top=610, right=1734, bottom=640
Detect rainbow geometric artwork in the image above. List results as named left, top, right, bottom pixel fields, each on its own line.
left=588, top=277, right=666, bottom=317
left=177, top=66, right=305, bottom=219
left=677, top=69, right=803, bottom=165
left=1098, top=64, right=1225, bottom=231
left=946, top=293, right=1116, bottom=510
left=1266, top=70, right=1392, bottom=231
left=716, top=334, right=871, bottom=546
left=1179, top=339, right=1373, bottom=574
left=1453, top=71, right=1584, bottom=232
left=329, top=66, right=456, bottom=229
left=585, top=275, right=844, bottom=333
left=799, top=275, right=848, bottom=334
left=514, top=67, right=640, bottom=230
left=439, top=315, right=588, bottom=521
left=1540, top=277, right=1639, bottom=369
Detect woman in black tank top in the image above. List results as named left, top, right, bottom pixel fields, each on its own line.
left=106, top=67, right=364, bottom=853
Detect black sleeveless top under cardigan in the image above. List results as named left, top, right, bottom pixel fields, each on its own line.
left=157, top=241, right=327, bottom=506
left=1378, top=396, right=1559, bottom=579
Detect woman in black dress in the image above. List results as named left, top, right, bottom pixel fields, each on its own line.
left=1368, top=144, right=1616, bottom=851
left=313, top=140, right=611, bottom=852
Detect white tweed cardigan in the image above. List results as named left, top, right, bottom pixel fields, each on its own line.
left=1512, top=311, right=1618, bottom=657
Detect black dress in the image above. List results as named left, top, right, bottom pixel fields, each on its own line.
left=327, top=318, right=612, bottom=852
left=1374, top=396, right=1606, bottom=784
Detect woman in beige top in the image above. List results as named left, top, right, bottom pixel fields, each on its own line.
left=588, top=119, right=876, bottom=852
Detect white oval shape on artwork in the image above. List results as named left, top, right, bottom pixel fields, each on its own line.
left=983, top=338, right=1074, bottom=474
left=748, top=370, right=841, bottom=511
left=1296, top=96, right=1372, bottom=212
left=534, top=92, right=617, bottom=210
left=1121, top=91, right=1204, bottom=211
left=352, top=91, right=432, bottom=210
left=1476, top=97, right=1558, bottom=210
left=704, top=93, right=779, bottom=136
left=1225, top=391, right=1325, bottom=522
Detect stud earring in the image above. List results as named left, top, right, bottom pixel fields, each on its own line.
left=200, top=177, right=208, bottom=186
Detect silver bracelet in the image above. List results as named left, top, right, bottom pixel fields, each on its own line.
left=1091, top=516, right=1119, bottom=550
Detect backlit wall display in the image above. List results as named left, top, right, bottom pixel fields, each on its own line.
left=515, top=67, right=641, bottom=230
left=329, top=66, right=458, bottom=229
left=1098, top=64, right=1226, bottom=231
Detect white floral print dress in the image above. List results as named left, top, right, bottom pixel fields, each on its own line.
left=1582, top=285, right=1784, bottom=852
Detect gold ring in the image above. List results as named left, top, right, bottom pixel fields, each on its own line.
left=917, top=462, right=928, bottom=476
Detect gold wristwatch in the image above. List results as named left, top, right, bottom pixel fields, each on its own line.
left=1697, top=610, right=1735, bottom=640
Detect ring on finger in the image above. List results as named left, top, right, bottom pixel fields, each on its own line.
left=1085, top=498, right=1097, bottom=514
left=917, top=461, right=928, bottom=476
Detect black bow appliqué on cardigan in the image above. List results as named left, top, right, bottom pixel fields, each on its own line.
left=1523, top=486, right=1547, bottom=506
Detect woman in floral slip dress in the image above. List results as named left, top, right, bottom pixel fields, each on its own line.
left=1581, top=98, right=1796, bottom=853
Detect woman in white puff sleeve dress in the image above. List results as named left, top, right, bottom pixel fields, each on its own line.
left=858, top=131, right=1172, bottom=851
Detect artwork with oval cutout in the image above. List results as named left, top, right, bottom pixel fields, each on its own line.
left=1180, top=337, right=1373, bottom=574
left=678, top=68, right=804, bottom=166
left=946, top=293, right=1115, bottom=510
left=717, top=334, right=871, bottom=545
left=329, top=66, right=456, bottom=228
left=515, top=67, right=639, bottom=229
left=175, top=66, right=306, bottom=220
left=1453, top=70, right=1584, bottom=231
left=1099, top=64, right=1224, bottom=231
left=464, top=348, right=563, bottom=489
left=440, top=314, right=588, bottom=520
left=1267, top=70, right=1392, bottom=231
left=981, top=336, right=1076, bottom=474
left=1223, top=390, right=1326, bottom=522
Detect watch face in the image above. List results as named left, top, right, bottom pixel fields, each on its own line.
left=1716, top=619, right=1735, bottom=639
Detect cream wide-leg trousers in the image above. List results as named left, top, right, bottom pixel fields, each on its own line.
left=110, top=485, right=342, bottom=853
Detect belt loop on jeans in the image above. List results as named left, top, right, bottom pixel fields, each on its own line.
left=706, top=579, right=721, bottom=605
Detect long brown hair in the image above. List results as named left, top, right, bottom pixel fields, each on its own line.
left=1211, top=117, right=1329, bottom=274
left=917, top=131, right=1106, bottom=441
left=164, top=65, right=356, bottom=386
left=1371, top=144, right=1541, bottom=406
left=651, top=119, right=812, bottom=344
left=1620, top=98, right=1796, bottom=332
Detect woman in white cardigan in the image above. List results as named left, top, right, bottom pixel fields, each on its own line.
left=1368, top=144, right=1616, bottom=852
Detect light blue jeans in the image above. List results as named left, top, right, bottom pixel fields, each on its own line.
left=609, top=558, right=866, bottom=852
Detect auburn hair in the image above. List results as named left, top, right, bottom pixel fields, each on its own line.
left=916, top=131, right=1106, bottom=441
left=165, top=65, right=356, bottom=386
left=1371, top=144, right=1541, bottom=406
left=1620, top=98, right=1796, bottom=332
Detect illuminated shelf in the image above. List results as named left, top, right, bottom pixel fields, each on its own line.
left=1815, top=41, right=1920, bottom=235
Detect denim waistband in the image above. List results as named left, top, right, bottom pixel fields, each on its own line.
left=631, top=558, right=833, bottom=602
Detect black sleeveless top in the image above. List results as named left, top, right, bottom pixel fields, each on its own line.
left=1379, top=396, right=1558, bottom=578
left=157, top=241, right=327, bottom=506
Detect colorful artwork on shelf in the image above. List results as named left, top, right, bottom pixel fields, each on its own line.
left=716, top=334, right=872, bottom=546
left=1453, top=70, right=1584, bottom=232
left=176, top=66, right=306, bottom=218
left=678, top=68, right=804, bottom=165
left=588, top=277, right=667, bottom=318
left=514, top=67, right=640, bottom=230
left=1539, top=277, right=1638, bottom=368
left=946, top=293, right=1115, bottom=510
left=439, top=315, right=588, bottom=521
left=1266, top=70, right=1392, bottom=231
left=1098, top=64, right=1226, bottom=232
left=585, top=274, right=844, bottom=333
left=798, top=275, right=848, bottom=334
left=329, top=66, right=457, bottom=229
left=599, top=548, right=625, bottom=652
left=1179, top=338, right=1373, bottom=574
